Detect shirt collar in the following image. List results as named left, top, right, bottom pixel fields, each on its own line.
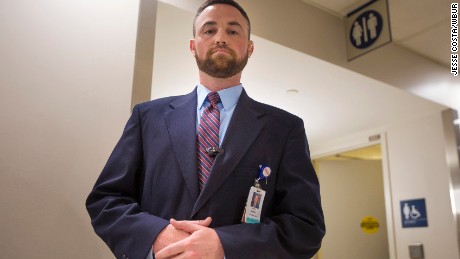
left=197, top=84, right=243, bottom=111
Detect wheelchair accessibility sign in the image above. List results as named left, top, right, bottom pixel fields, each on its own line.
left=400, top=198, right=428, bottom=228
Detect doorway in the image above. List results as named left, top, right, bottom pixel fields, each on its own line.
left=314, top=144, right=392, bottom=259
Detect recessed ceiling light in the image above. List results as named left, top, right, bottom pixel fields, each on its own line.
left=286, top=89, right=299, bottom=94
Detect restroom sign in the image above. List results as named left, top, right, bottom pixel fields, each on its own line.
left=345, top=0, right=392, bottom=60
left=400, top=198, right=428, bottom=228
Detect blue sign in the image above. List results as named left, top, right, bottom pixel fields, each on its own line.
left=400, top=198, right=428, bottom=228
left=349, top=10, right=383, bottom=49
left=345, top=0, right=392, bottom=60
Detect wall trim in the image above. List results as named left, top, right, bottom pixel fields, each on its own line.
left=131, top=0, right=158, bottom=109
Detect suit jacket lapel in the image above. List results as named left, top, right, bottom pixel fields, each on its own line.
left=192, top=90, right=266, bottom=217
left=164, top=89, right=200, bottom=202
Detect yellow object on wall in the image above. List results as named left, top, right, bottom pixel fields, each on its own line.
left=360, top=216, right=380, bottom=234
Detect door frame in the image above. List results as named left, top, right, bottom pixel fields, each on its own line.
left=312, top=132, right=397, bottom=259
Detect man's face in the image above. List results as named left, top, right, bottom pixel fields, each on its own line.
left=190, top=4, right=254, bottom=78
left=254, top=194, right=259, bottom=203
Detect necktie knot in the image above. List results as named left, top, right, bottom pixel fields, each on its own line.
left=207, top=92, right=221, bottom=105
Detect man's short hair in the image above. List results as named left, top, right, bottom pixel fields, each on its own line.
left=193, top=0, right=251, bottom=38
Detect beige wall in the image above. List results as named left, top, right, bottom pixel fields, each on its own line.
left=0, top=0, right=139, bottom=257
left=240, top=0, right=458, bottom=110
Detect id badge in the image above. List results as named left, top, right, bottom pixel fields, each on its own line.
left=243, top=186, right=266, bottom=224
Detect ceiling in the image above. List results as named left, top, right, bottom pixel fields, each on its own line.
left=301, top=0, right=451, bottom=67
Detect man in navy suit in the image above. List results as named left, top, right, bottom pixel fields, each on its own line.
left=86, top=0, right=325, bottom=258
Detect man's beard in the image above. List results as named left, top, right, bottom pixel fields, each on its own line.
left=195, top=47, right=249, bottom=78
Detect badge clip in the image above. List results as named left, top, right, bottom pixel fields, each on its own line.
left=257, top=165, right=271, bottom=186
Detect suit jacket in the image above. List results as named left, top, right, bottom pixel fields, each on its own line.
left=86, top=88, right=325, bottom=259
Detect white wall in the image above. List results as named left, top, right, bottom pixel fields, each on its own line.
left=0, top=0, right=139, bottom=257
left=387, top=111, right=460, bottom=259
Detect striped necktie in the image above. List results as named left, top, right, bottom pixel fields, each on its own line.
left=197, top=92, right=221, bottom=190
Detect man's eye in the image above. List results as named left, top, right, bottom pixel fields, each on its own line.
left=204, top=29, right=215, bottom=34
left=229, top=30, right=239, bottom=35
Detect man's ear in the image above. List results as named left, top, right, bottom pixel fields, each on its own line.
left=248, top=40, right=254, bottom=58
left=190, top=39, right=196, bottom=56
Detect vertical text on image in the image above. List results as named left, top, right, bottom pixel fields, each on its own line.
left=451, top=3, right=458, bottom=76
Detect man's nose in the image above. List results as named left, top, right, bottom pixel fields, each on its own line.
left=215, top=31, right=228, bottom=45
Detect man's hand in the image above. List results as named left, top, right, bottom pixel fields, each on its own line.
left=155, top=218, right=224, bottom=259
left=153, top=218, right=212, bottom=254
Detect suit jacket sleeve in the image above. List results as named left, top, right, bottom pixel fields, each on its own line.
left=215, top=118, right=325, bottom=259
left=86, top=105, right=169, bottom=259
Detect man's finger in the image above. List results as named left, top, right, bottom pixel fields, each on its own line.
left=152, top=224, right=190, bottom=254
left=189, top=217, right=212, bottom=227
left=170, top=218, right=209, bottom=233
left=155, top=239, right=185, bottom=259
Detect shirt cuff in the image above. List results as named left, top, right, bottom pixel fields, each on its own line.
left=146, top=247, right=153, bottom=259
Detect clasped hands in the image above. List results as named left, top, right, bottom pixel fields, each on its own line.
left=153, top=217, right=224, bottom=259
